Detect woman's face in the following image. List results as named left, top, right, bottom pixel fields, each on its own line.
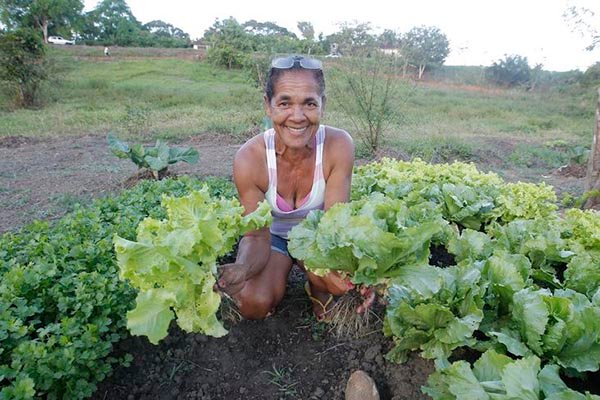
left=265, top=70, right=325, bottom=150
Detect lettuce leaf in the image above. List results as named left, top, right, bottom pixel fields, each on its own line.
left=114, top=187, right=271, bottom=344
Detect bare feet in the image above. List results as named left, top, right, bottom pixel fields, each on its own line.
left=345, top=370, right=380, bottom=400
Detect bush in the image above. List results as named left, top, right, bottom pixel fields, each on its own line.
left=486, top=54, right=531, bottom=88
left=0, top=28, right=47, bottom=107
left=580, top=62, right=600, bottom=87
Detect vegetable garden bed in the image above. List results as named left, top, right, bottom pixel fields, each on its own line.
left=2, top=155, right=599, bottom=399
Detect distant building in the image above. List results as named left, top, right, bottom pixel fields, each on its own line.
left=380, top=48, right=400, bottom=56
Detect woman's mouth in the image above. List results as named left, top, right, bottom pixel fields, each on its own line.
left=287, top=126, right=308, bottom=134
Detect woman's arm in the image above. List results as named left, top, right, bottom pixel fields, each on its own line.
left=323, top=128, right=355, bottom=210
left=217, top=140, right=271, bottom=295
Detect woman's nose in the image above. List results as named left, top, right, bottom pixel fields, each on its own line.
left=289, top=105, right=305, bottom=120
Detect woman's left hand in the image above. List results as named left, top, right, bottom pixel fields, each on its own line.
left=356, top=285, right=376, bottom=314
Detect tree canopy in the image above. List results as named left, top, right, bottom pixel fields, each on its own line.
left=0, top=0, right=83, bottom=42
left=402, top=26, right=450, bottom=79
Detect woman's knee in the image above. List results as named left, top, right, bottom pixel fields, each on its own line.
left=237, top=291, right=280, bottom=320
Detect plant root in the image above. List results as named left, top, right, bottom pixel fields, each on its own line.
left=327, top=290, right=373, bottom=340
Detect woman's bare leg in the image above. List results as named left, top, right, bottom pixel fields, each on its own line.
left=234, top=251, right=293, bottom=320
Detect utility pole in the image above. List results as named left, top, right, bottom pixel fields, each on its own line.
left=584, top=88, right=600, bottom=209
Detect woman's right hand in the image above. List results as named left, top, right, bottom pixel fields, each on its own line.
left=216, top=263, right=248, bottom=297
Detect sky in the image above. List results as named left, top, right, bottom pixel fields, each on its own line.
left=83, top=0, right=600, bottom=72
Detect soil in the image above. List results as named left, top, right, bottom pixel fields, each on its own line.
left=0, top=133, right=589, bottom=400
left=91, top=270, right=434, bottom=400
left=0, top=134, right=240, bottom=234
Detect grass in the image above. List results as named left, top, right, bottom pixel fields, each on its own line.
left=0, top=48, right=263, bottom=139
left=0, top=46, right=596, bottom=159
left=262, top=365, right=298, bottom=397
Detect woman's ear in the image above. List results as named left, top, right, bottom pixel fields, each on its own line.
left=321, top=95, right=327, bottom=114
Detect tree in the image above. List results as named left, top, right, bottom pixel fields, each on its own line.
left=0, top=0, right=83, bottom=43
left=401, top=26, right=449, bottom=79
left=564, top=4, right=599, bottom=51
left=203, top=17, right=252, bottom=69
left=486, top=54, right=531, bottom=87
left=242, top=20, right=296, bottom=38
left=584, top=89, right=600, bottom=209
left=326, top=21, right=376, bottom=56
left=143, top=20, right=190, bottom=47
left=297, top=21, right=314, bottom=41
left=377, top=29, right=401, bottom=49
left=0, top=28, right=47, bottom=107
left=81, top=0, right=142, bottom=45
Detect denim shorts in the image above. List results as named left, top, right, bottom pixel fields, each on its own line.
left=271, top=234, right=291, bottom=258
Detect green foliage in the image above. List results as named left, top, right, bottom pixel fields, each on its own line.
left=142, top=20, right=190, bottom=48
left=351, top=158, right=557, bottom=226
left=486, top=54, right=532, bottom=87
left=79, top=0, right=141, bottom=46
left=401, top=25, right=450, bottom=78
left=0, top=28, right=47, bottom=107
left=423, top=350, right=600, bottom=400
left=108, top=134, right=199, bottom=179
left=204, top=18, right=252, bottom=69
left=329, top=54, right=409, bottom=154
left=326, top=21, right=376, bottom=56
left=288, top=193, right=448, bottom=285
left=384, top=264, right=485, bottom=364
left=0, top=176, right=232, bottom=398
left=114, top=192, right=271, bottom=344
left=0, top=0, right=83, bottom=42
left=580, top=62, right=600, bottom=87
left=290, top=158, right=600, bottom=394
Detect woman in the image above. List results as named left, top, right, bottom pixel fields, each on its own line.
left=217, top=55, right=373, bottom=321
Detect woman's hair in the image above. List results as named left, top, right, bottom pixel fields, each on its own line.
left=264, top=65, right=326, bottom=102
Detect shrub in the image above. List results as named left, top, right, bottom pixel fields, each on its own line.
left=0, top=28, right=47, bottom=107
left=486, top=54, right=531, bottom=88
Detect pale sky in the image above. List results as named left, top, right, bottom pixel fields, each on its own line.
left=84, top=0, right=600, bottom=72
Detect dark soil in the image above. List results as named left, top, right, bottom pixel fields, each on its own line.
left=91, top=267, right=434, bottom=400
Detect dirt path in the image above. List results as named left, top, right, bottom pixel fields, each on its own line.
left=0, top=134, right=240, bottom=233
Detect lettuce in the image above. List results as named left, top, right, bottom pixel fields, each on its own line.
left=487, top=288, right=600, bottom=373
left=383, top=264, right=485, bottom=364
left=423, top=350, right=600, bottom=400
left=114, top=188, right=271, bottom=344
left=287, top=193, right=448, bottom=285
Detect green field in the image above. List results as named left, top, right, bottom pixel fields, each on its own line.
left=0, top=46, right=596, bottom=164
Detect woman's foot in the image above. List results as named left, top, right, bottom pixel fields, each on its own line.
left=345, top=370, right=380, bottom=400
left=304, top=282, right=335, bottom=322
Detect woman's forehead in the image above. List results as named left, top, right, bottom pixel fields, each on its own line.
left=272, top=70, right=321, bottom=94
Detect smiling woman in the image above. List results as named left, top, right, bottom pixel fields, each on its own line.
left=214, top=55, right=376, bottom=323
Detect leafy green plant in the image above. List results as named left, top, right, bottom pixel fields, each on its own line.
left=423, top=350, right=600, bottom=399
left=108, top=134, right=199, bottom=179
left=0, top=176, right=228, bottom=399
left=114, top=190, right=272, bottom=344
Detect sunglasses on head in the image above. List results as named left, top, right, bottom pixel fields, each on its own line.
left=271, top=55, right=323, bottom=70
